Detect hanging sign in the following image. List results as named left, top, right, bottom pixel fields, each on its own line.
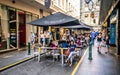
left=85, top=0, right=91, bottom=4
left=45, top=0, right=51, bottom=9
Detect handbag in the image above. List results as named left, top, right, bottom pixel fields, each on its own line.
left=65, top=50, right=70, bottom=56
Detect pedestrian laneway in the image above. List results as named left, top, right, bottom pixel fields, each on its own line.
left=0, top=47, right=86, bottom=75
left=75, top=42, right=120, bottom=75
left=0, top=49, right=34, bottom=68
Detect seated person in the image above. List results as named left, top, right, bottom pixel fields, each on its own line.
left=76, top=38, right=82, bottom=47
left=61, top=41, right=69, bottom=48
left=65, top=40, right=77, bottom=66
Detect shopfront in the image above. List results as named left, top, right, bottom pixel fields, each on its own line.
left=110, top=8, right=120, bottom=55
left=118, top=7, right=120, bottom=55
left=0, top=3, right=39, bottom=50
left=0, top=4, right=9, bottom=50
left=110, top=9, right=117, bottom=46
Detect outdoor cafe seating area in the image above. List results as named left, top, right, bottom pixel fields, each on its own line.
left=32, top=33, right=90, bottom=66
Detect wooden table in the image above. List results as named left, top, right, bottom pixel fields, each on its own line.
left=37, top=47, right=82, bottom=65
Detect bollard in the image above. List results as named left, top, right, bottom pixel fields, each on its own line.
left=88, top=42, right=92, bottom=60
left=28, top=42, right=31, bottom=55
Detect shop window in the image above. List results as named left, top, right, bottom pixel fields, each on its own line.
left=8, top=8, right=17, bottom=47
left=93, top=19, right=96, bottom=23
left=0, top=5, right=8, bottom=50
left=85, top=14, right=89, bottom=18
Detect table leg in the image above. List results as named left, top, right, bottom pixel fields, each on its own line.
left=38, top=53, right=40, bottom=62
left=38, top=47, right=41, bottom=62
left=61, top=48, right=64, bottom=65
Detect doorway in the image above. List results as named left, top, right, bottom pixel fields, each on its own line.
left=118, top=25, right=120, bottom=55
left=18, top=12, right=26, bottom=47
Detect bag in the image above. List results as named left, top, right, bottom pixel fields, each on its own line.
left=65, top=50, right=70, bottom=56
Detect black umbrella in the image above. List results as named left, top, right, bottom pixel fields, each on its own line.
left=63, top=24, right=92, bottom=30
left=80, top=22, right=93, bottom=28
left=28, top=12, right=80, bottom=26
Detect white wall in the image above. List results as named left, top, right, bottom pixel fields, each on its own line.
left=0, top=0, right=40, bottom=16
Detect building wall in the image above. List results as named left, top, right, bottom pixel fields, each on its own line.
left=80, top=0, right=100, bottom=30
left=0, top=0, right=80, bottom=50
left=0, top=0, right=42, bottom=49
left=0, top=0, right=40, bottom=16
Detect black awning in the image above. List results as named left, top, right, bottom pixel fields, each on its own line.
left=28, top=12, right=80, bottom=26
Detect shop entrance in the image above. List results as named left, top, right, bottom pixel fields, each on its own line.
left=118, top=25, right=120, bottom=55
left=18, top=12, right=26, bottom=47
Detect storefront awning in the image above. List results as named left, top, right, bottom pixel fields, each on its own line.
left=28, top=12, right=80, bottom=26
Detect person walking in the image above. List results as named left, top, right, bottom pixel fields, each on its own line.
left=97, top=33, right=102, bottom=54
left=30, top=32, right=35, bottom=45
left=105, top=36, right=110, bottom=54
left=30, top=32, right=36, bottom=51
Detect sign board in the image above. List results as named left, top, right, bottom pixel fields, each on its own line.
left=45, top=0, right=51, bottom=9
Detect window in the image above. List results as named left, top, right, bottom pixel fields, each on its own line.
left=0, top=5, right=9, bottom=49
left=8, top=7, right=17, bottom=47
left=85, top=14, right=89, bottom=18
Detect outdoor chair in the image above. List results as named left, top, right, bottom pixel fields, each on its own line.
left=33, top=46, right=41, bottom=62
left=52, top=47, right=61, bottom=61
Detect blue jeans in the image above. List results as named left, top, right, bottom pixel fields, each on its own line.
left=91, top=37, right=95, bottom=45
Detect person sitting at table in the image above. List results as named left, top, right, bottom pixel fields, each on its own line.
left=65, top=40, right=77, bottom=66
left=61, top=41, right=69, bottom=48
left=49, top=41, right=57, bottom=48
left=76, top=38, right=82, bottom=47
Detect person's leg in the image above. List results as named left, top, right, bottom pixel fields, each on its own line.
left=69, top=51, right=78, bottom=66
left=69, top=56, right=73, bottom=66
left=97, top=42, right=101, bottom=53
left=93, top=38, right=95, bottom=45
left=91, top=38, right=94, bottom=45
left=66, top=52, right=73, bottom=62
left=99, top=42, right=102, bottom=53
left=105, top=45, right=109, bottom=54
left=97, top=42, right=100, bottom=51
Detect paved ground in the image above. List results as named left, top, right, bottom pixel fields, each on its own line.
left=1, top=41, right=119, bottom=75
left=75, top=42, right=120, bottom=75
left=0, top=49, right=33, bottom=68
left=0, top=47, right=86, bottom=75
left=0, top=57, right=75, bottom=75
